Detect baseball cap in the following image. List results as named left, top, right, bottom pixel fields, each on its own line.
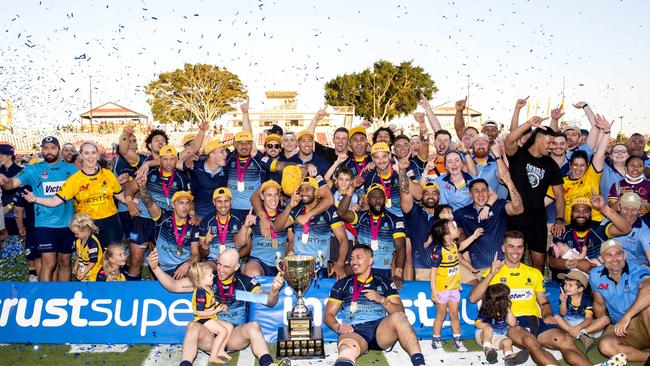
left=348, top=126, right=367, bottom=138
left=267, top=124, right=284, bottom=136
left=295, top=130, right=314, bottom=141
left=182, top=133, right=196, bottom=146
left=619, top=192, right=641, bottom=210
left=300, top=177, right=319, bottom=190
left=264, top=134, right=282, bottom=145
left=204, top=140, right=228, bottom=155
left=571, top=197, right=591, bottom=208
left=473, top=133, right=490, bottom=143
left=212, top=187, right=232, bottom=200
left=600, top=239, right=624, bottom=255
left=41, top=136, right=60, bottom=148
left=261, top=179, right=282, bottom=193
left=421, top=181, right=440, bottom=191
left=483, top=120, right=498, bottom=128
left=171, top=190, right=194, bottom=203
left=557, top=269, right=588, bottom=288
left=234, top=131, right=253, bottom=142
left=563, top=125, right=580, bottom=133
left=367, top=183, right=386, bottom=195
left=159, top=145, right=177, bottom=157
left=370, top=142, right=390, bottom=156
left=0, top=143, right=15, bottom=156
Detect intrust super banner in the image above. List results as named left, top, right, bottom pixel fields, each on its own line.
left=0, top=279, right=560, bottom=344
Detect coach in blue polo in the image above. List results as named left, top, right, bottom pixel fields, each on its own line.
left=590, top=239, right=650, bottom=364
left=455, top=166, right=524, bottom=285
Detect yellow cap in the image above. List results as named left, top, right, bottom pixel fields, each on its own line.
left=159, top=145, right=177, bottom=157
left=421, top=181, right=440, bottom=191
left=28, top=157, right=43, bottom=165
left=300, top=177, right=319, bottom=190
left=212, top=187, right=232, bottom=200
left=571, top=196, right=591, bottom=208
left=235, top=131, right=253, bottom=142
left=370, top=142, right=390, bottom=156
left=348, top=126, right=367, bottom=138
left=204, top=140, right=227, bottom=155
left=182, top=133, right=196, bottom=146
left=172, top=190, right=194, bottom=203
left=367, top=183, right=386, bottom=195
left=295, top=130, right=314, bottom=141
left=261, top=180, right=282, bottom=193
left=264, top=134, right=282, bottom=145
left=281, top=165, right=303, bottom=195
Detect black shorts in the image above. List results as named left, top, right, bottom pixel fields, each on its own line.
left=35, top=227, right=75, bottom=254
left=95, top=214, right=123, bottom=248
left=516, top=315, right=556, bottom=336
left=330, top=235, right=353, bottom=264
left=25, top=230, right=40, bottom=260
left=118, top=211, right=133, bottom=240
left=128, top=216, right=156, bottom=247
left=352, top=319, right=384, bottom=350
left=195, top=318, right=212, bottom=325
left=247, top=256, right=279, bottom=276
left=508, top=214, right=548, bottom=253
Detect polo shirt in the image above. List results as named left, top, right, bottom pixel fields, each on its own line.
left=455, top=199, right=508, bottom=269
left=588, top=262, right=650, bottom=324
left=434, top=172, right=477, bottom=210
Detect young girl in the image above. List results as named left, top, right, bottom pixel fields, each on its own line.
left=434, top=205, right=480, bottom=277
left=429, top=218, right=483, bottom=352
left=95, top=244, right=127, bottom=281
left=188, top=262, right=233, bottom=364
left=475, top=284, right=523, bottom=365
left=70, top=214, right=103, bottom=282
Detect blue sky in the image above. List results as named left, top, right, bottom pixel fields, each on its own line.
left=1, top=0, right=649, bottom=134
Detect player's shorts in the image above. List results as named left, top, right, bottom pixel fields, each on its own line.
left=25, top=232, right=40, bottom=260
left=352, top=319, right=384, bottom=351
left=437, top=289, right=461, bottom=304
left=516, top=315, right=556, bottom=336
left=118, top=211, right=134, bottom=240
left=129, top=217, right=156, bottom=247
left=247, top=256, right=279, bottom=276
left=509, top=213, right=548, bottom=253
left=604, top=315, right=650, bottom=350
left=35, top=227, right=75, bottom=254
left=95, top=214, right=123, bottom=248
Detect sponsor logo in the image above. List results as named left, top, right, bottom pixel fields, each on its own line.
left=79, top=184, right=90, bottom=191
left=598, top=283, right=609, bottom=290
left=42, top=181, right=65, bottom=196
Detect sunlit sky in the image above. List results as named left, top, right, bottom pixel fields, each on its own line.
left=1, top=0, right=649, bottom=134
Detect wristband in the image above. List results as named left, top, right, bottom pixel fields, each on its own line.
left=334, top=323, right=340, bottom=333
left=556, top=217, right=565, bottom=223
left=493, top=156, right=502, bottom=160
left=582, top=104, right=589, bottom=109
left=382, top=297, right=390, bottom=307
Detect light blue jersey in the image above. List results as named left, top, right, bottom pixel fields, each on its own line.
left=290, top=205, right=342, bottom=262
left=328, top=274, right=398, bottom=325
left=198, top=214, right=243, bottom=260
left=351, top=210, right=405, bottom=270
left=224, top=152, right=275, bottom=211
left=16, top=161, right=77, bottom=228
left=250, top=211, right=288, bottom=266
left=618, top=217, right=650, bottom=267
left=154, top=210, right=199, bottom=272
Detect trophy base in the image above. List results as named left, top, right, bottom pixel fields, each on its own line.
left=276, top=326, right=325, bottom=359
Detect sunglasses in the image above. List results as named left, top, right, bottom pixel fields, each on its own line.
left=266, top=144, right=281, bottom=149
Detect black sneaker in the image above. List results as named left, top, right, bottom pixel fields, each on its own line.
left=484, top=347, right=498, bottom=364
left=504, top=349, right=530, bottom=366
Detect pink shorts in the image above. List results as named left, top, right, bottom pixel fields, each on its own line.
left=437, top=289, right=461, bottom=304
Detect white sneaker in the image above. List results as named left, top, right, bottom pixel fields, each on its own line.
left=28, top=274, right=38, bottom=282
left=598, top=353, right=627, bottom=366
left=453, top=337, right=468, bottom=352
left=431, top=337, right=443, bottom=351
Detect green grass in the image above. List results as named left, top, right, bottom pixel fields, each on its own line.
left=0, top=344, right=151, bottom=366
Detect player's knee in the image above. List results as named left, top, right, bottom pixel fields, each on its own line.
left=57, top=256, right=70, bottom=267
left=186, top=321, right=202, bottom=336
left=389, top=311, right=407, bottom=324
left=338, top=338, right=361, bottom=359
left=597, top=336, right=619, bottom=357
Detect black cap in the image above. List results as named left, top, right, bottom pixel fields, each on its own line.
left=267, top=124, right=284, bottom=136
left=41, top=136, right=60, bottom=148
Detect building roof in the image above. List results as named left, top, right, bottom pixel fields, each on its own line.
left=80, top=102, right=147, bottom=119
left=432, top=101, right=482, bottom=117
left=265, top=91, right=298, bottom=98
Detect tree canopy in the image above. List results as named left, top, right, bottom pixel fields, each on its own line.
left=324, top=60, right=436, bottom=125
left=145, top=63, right=247, bottom=124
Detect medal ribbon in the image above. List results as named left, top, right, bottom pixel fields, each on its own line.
left=217, top=215, right=229, bottom=245
left=160, top=168, right=176, bottom=200
left=353, top=156, right=367, bottom=175
left=237, top=156, right=252, bottom=182
left=572, top=230, right=589, bottom=254
left=216, top=278, right=235, bottom=303
left=172, top=214, right=189, bottom=252
left=302, top=207, right=311, bottom=234
left=377, top=171, right=392, bottom=200
left=369, top=214, right=382, bottom=241
left=265, top=209, right=278, bottom=239
left=352, top=273, right=373, bottom=302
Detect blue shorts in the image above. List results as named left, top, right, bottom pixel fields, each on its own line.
left=95, top=214, right=123, bottom=248
left=118, top=211, right=133, bottom=240
left=35, top=227, right=75, bottom=254
left=129, top=217, right=156, bottom=247
left=25, top=232, right=40, bottom=260
left=516, top=315, right=556, bottom=336
left=352, top=319, right=383, bottom=350
left=247, top=256, right=279, bottom=276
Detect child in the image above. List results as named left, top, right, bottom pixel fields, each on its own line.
left=550, top=241, right=600, bottom=266
left=433, top=204, right=480, bottom=276
left=475, top=284, right=529, bottom=365
left=554, top=269, right=596, bottom=352
left=95, top=244, right=127, bottom=281
left=429, top=218, right=483, bottom=352
left=70, top=214, right=103, bottom=282
left=187, top=262, right=234, bottom=364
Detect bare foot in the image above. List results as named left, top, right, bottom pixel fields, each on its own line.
left=208, top=356, right=226, bottom=365
left=218, top=352, right=232, bottom=361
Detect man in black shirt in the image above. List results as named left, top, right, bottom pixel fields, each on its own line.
left=504, top=117, right=565, bottom=272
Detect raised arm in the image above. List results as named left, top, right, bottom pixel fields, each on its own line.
left=453, top=97, right=467, bottom=139
left=469, top=252, right=502, bottom=303
left=398, top=160, right=414, bottom=214
left=304, top=184, right=334, bottom=219
left=591, top=193, right=631, bottom=237
left=549, top=105, right=564, bottom=132
left=591, top=114, right=613, bottom=172
left=491, top=143, right=524, bottom=215
left=504, top=116, right=547, bottom=157
left=510, top=97, right=528, bottom=132
left=240, top=99, right=251, bottom=133
left=574, top=102, right=598, bottom=149
left=307, top=106, right=328, bottom=135
left=136, top=179, right=162, bottom=220
left=419, top=96, right=442, bottom=133
left=336, top=185, right=357, bottom=223
left=118, top=125, right=140, bottom=165
left=415, top=113, right=430, bottom=161
left=178, top=120, right=209, bottom=162
left=272, top=194, right=299, bottom=232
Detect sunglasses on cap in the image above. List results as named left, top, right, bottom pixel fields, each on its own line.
left=266, top=144, right=281, bottom=149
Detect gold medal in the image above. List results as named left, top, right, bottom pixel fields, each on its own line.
left=386, top=198, right=392, bottom=208
left=272, top=238, right=278, bottom=248
left=350, top=301, right=358, bottom=313
left=177, top=247, right=183, bottom=256
left=219, top=244, right=226, bottom=254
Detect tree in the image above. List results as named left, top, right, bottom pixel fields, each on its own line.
left=324, top=60, right=437, bottom=125
left=145, top=63, right=247, bottom=124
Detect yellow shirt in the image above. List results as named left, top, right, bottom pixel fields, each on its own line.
left=481, top=263, right=545, bottom=318
left=430, top=242, right=461, bottom=291
left=547, top=164, right=603, bottom=223
left=58, top=168, right=123, bottom=220
left=75, top=234, right=103, bottom=282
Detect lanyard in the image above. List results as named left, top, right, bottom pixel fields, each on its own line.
left=353, top=156, right=367, bottom=175
left=172, top=214, right=189, bottom=251
left=377, top=171, right=392, bottom=200
left=237, top=156, right=252, bottom=182
left=369, top=214, right=382, bottom=241
left=265, top=209, right=278, bottom=239
left=160, top=168, right=176, bottom=199
left=572, top=230, right=589, bottom=252
left=302, top=207, right=311, bottom=234
left=216, top=277, right=235, bottom=303
left=352, top=274, right=373, bottom=302
left=217, top=215, right=230, bottom=245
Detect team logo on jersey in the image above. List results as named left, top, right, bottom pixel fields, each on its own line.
left=526, top=277, right=532, bottom=284
left=41, top=171, right=48, bottom=179
left=79, top=184, right=90, bottom=191
left=42, top=181, right=64, bottom=196
left=395, top=222, right=404, bottom=229
left=151, top=175, right=157, bottom=183
left=598, top=283, right=609, bottom=290
left=500, top=277, right=507, bottom=284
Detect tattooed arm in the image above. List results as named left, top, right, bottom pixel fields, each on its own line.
left=137, top=181, right=162, bottom=219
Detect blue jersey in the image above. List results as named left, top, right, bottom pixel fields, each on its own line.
left=363, top=170, right=407, bottom=218
left=0, top=163, right=22, bottom=219
left=328, top=274, right=399, bottom=325
left=198, top=214, right=243, bottom=260
left=562, top=292, right=593, bottom=327
left=455, top=199, right=509, bottom=269
left=250, top=210, right=288, bottom=266
left=113, top=154, right=148, bottom=213
left=404, top=203, right=436, bottom=269
left=434, top=172, right=477, bottom=210
left=211, top=272, right=261, bottom=326
left=476, top=312, right=509, bottom=337
left=351, top=210, right=406, bottom=270
left=225, top=151, right=275, bottom=210
left=618, top=216, right=650, bottom=267
left=290, top=205, right=343, bottom=261
left=288, top=153, right=330, bottom=178
left=333, top=188, right=359, bottom=241
left=139, top=167, right=191, bottom=219
left=154, top=210, right=199, bottom=271
left=410, top=156, right=427, bottom=181
left=185, top=158, right=227, bottom=218
left=600, top=162, right=625, bottom=204
left=474, top=157, right=508, bottom=199
left=16, top=161, right=77, bottom=228
left=589, top=262, right=650, bottom=324
left=342, top=155, right=373, bottom=176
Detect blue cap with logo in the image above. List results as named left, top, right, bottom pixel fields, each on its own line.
left=41, top=136, right=61, bottom=148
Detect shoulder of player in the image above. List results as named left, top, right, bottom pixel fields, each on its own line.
left=332, top=274, right=354, bottom=290
left=519, top=262, right=544, bottom=279
left=236, top=272, right=260, bottom=289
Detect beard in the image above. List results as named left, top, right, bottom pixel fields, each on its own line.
left=422, top=198, right=438, bottom=209
left=43, top=154, right=58, bottom=163
left=474, top=149, right=488, bottom=159
left=572, top=217, right=591, bottom=231
left=369, top=205, right=384, bottom=216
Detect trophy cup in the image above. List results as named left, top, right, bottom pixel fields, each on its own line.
left=275, top=255, right=325, bottom=359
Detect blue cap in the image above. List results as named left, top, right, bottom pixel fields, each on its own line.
left=41, top=136, right=60, bottom=148
left=0, top=143, right=14, bottom=156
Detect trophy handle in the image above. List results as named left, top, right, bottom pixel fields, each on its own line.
left=275, top=252, right=284, bottom=276
left=315, top=251, right=325, bottom=274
